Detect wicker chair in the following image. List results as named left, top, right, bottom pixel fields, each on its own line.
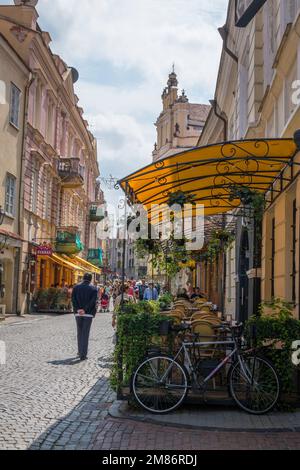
left=190, top=320, right=218, bottom=389
left=173, top=304, right=187, bottom=315
left=196, top=305, right=211, bottom=313
left=166, top=309, right=185, bottom=321
left=165, top=313, right=182, bottom=325
left=191, top=313, right=221, bottom=324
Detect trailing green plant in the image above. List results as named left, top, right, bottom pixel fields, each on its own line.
left=245, top=299, right=300, bottom=407
left=135, top=238, right=160, bottom=258
left=159, top=292, right=173, bottom=310
left=167, top=191, right=196, bottom=207
left=229, top=186, right=265, bottom=223
left=203, top=229, right=235, bottom=262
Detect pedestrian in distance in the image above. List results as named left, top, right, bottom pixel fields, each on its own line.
left=138, top=279, right=147, bottom=301
left=143, top=282, right=159, bottom=301
left=71, top=273, right=98, bottom=361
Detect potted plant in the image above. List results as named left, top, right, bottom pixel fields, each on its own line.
left=167, top=191, right=196, bottom=207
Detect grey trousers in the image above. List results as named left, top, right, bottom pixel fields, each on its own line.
left=76, top=317, right=93, bottom=359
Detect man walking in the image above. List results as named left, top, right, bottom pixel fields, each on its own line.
left=72, top=273, right=98, bottom=361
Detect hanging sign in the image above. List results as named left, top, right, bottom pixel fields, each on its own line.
left=235, top=0, right=267, bottom=27
left=36, top=243, right=53, bottom=256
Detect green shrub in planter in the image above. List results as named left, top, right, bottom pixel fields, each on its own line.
left=33, top=289, right=49, bottom=310
left=159, top=292, right=173, bottom=310
left=110, top=303, right=171, bottom=390
left=245, top=299, right=300, bottom=406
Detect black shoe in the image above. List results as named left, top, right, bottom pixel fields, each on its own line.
left=80, top=356, right=88, bottom=361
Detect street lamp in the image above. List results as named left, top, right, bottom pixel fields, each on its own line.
left=0, top=206, right=5, bottom=226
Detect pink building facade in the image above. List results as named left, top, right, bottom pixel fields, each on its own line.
left=0, top=3, right=103, bottom=312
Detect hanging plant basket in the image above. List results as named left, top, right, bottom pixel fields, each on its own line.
left=167, top=191, right=196, bottom=208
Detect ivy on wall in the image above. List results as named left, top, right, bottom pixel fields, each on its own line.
left=110, top=301, right=170, bottom=389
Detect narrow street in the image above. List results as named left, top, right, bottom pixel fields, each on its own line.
left=0, top=313, right=300, bottom=450
left=0, top=313, right=115, bottom=450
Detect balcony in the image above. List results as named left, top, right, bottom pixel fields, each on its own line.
left=87, top=249, right=103, bottom=268
left=89, top=205, right=106, bottom=222
left=55, top=228, right=83, bottom=255
left=57, top=158, right=85, bottom=188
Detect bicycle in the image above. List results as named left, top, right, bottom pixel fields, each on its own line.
left=131, top=323, right=280, bottom=415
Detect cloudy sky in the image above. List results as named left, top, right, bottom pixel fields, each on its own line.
left=2, top=0, right=228, bottom=205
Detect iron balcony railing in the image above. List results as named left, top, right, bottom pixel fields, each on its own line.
left=89, top=205, right=107, bottom=222
left=57, top=157, right=85, bottom=187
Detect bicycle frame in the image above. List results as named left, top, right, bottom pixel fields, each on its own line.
left=160, top=336, right=254, bottom=389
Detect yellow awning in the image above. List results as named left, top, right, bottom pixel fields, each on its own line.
left=119, top=138, right=297, bottom=217
left=51, top=253, right=85, bottom=272
left=73, top=256, right=102, bottom=275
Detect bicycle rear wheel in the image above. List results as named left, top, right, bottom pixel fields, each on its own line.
left=229, top=355, right=280, bottom=414
left=132, top=355, right=188, bottom=414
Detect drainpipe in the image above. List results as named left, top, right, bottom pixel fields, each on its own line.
left=209, top=99, right=228, bottom=141
left=18, top=72, right=35, bottom=315
left=218, top=25, right=238, bottom=64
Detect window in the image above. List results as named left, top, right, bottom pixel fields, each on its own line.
left=5, top=174, right=16, bottom=216
left=9, top=83, right=21, bottom=128
left=285, top=61, right=297, bottom=123
left=35, top=83, right=42, bottom=130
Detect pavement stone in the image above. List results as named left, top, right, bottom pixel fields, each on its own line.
left=1, top=311, right=300, bottom=450
left=109, top=400, right=300, bottom=432
left=0, top=312, right=115, bottom=450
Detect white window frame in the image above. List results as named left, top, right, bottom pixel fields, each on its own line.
left=9, top=83, right=21, bottom=129
left=5, top=174, right=16, bottom=217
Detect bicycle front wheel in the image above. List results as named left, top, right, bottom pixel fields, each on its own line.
left=229, top=356, right=280, bottom=414
left=132, top=355, right=188, bottom=414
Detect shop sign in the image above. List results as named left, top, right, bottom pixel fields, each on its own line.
left=235, top=0, right=267, bottom=27
left=36, top=243, right=53, bottom=256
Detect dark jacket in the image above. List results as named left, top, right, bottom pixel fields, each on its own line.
left=71, top=281, right=98, bottom=317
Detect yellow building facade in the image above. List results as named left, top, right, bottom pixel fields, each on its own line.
left=199, top=0, right=300, bottom=318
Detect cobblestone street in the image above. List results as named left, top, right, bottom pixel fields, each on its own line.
left=1, top=313, right=300, bottom=451
left=0, top=313, right=115, bottom=450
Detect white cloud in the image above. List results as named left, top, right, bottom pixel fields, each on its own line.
left=31, top=0, right=228, bottom=203
left=40, top=0, right=227, bottom=92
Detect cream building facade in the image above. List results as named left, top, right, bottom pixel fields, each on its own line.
left=0, top=32, right=29, bottom=315
left=199, top=0, right=300, bottom=319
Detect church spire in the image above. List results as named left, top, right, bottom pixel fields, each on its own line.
left=167, top=64, right=178, bottom=89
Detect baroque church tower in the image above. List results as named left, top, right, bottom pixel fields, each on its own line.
left=152, top=68, right=210, bottom=161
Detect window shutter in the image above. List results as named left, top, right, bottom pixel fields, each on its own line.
left=9, top=84, right=20, bottom=128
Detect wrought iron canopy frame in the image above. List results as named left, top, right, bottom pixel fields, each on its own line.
left=118, top=138, right=299, bottom=218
